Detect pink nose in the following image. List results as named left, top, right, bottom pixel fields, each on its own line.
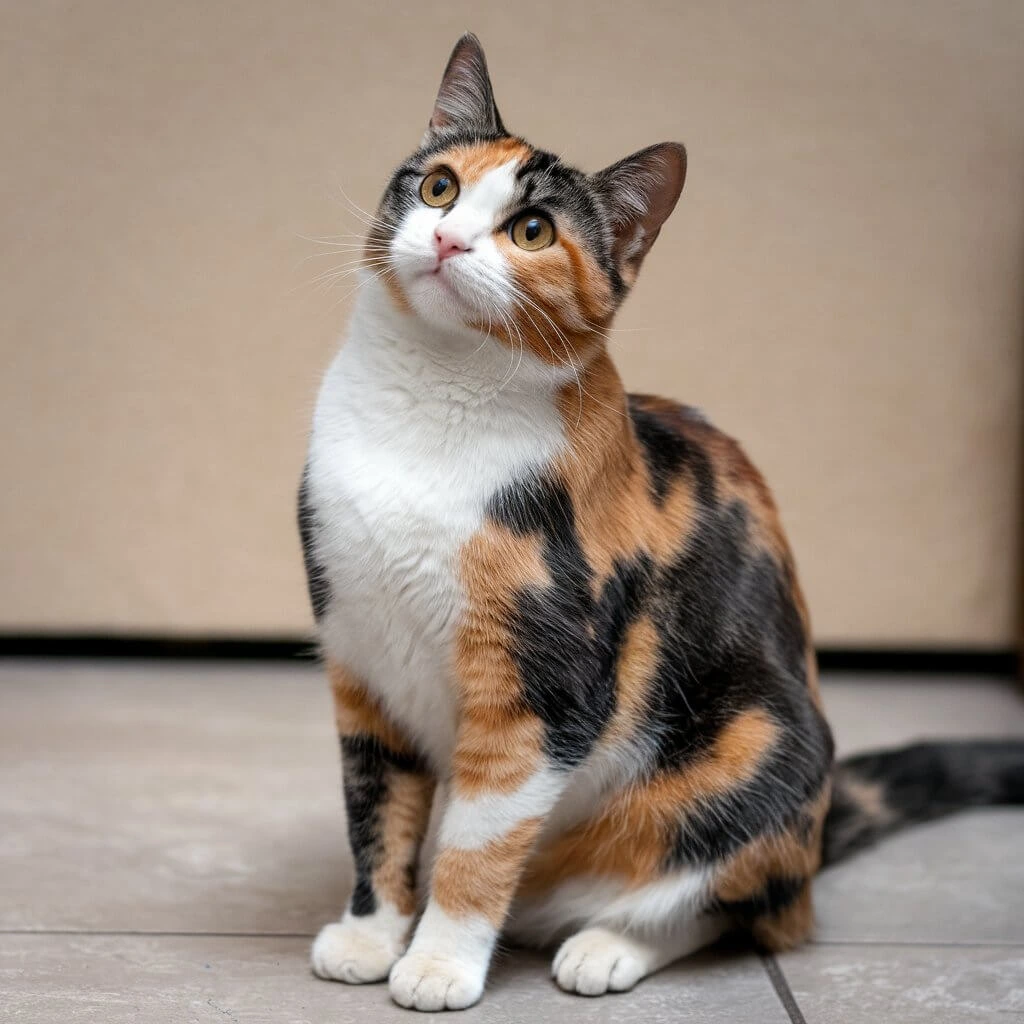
left=434, top=228, right=471, bottom=262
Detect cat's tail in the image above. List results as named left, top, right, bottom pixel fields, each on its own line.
left=821, top=739, right=1024, bottom=866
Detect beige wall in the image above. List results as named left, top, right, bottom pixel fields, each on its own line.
left=1, top=1, right=1022, bottom=645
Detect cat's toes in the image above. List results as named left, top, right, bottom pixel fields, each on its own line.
left=552, top=927, right=646, bottom=996
left=388, top=950, right=485, bottom=1011
left=311, top=919, right=403, bottom=984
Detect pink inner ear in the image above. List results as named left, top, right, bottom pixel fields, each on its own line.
left=596, top=143, right=686, bottom=270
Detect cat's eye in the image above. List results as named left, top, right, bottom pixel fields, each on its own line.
left=510, top=213, right=555, bottom=251
left=420, top=168, right=459, bottom=207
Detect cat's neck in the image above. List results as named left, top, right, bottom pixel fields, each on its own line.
left=345, top=277, right=576, bottom=406
left=337, top=277, right=635, bottom=478
left=556, top=347, right=636, bottom=494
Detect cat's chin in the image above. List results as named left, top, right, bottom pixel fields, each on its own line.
left=402, top=269, right=482, bottom=334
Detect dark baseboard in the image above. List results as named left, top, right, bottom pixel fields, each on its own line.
left=815, top=648, right=1018, bottom=676
left=0, top=633, right=1018, bottom=677
left=0, top=634, right=317, bottom=661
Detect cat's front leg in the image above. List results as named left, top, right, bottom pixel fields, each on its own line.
left=312, top=661, right=435, bottom=984
left=388, top=712, right=566, bottom=1011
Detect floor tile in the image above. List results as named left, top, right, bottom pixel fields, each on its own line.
left=0, top=661, right=350, bottom=933
left=776, top=943, right=1024, bottom=1024
left=816, top=676, right=1024, bottom=944
left=3, top=664, right=1024, bottom=949
left=813, top=810, right=1024, bottom=944
left=0, top=935, right=788, bottom=1024
left=820, top=675, right=1024, bottom=756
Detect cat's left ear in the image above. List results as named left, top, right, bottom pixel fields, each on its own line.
left=425, top=33, right=506, bottom=141
left=592, top=142, right=687, bottom=281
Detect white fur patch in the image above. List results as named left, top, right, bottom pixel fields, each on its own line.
left=440, top=768, right=565, bottom=850
left=542, top=735, right=654, bottom=838
left=311, top=901, right=412, bottom=983
left=508, top=867, right=713, bottom=947
left=389, top=903, right=495, bottom=1011
left=308, top=279, right=569, bottom=770
left=552, top=918, right=725, bottom=995
left=389, top=161, right=520, bottom=329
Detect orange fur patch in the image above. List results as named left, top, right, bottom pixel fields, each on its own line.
left=430, top=138, right=533, bottom=186
left=555, top=352, right=644, bottom=574
left=752, top=885, right=814, bottom=950
left=649, top=707, right=781, bottom=810
left=327, top=660, right=416, bottom=755
left=550, top=354, right=702, bottom=616
left=433, top=819, right=542, bottom=926
left=520, top=708, right=780, bottom=894
left=599, top=614, right=658, bottom=749
left=497, top=226, right=614, bottom=367
left=840, top=777, right=892, bottom=828
left=555, top=377, right=818, bottom=712
left=712, top=786, right=831, bottom=949
left=454, top=525, right=550, bottom=796
left=373, top=770, right=436, bottom=915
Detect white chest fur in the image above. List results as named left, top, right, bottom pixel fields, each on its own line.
left=306, top=285, right=568, bottom=770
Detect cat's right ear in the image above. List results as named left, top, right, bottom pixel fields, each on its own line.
left=424, top=34, right=506, bottom=141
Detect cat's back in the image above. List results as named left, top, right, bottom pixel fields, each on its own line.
left=626, top=391, right=797, bottom=587
left=621, top=390, right=824, bottom=761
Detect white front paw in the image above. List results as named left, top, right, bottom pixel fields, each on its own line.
left=311, top=918, right=405, bottom=984
left=388, top=950, right=485, bottom=1011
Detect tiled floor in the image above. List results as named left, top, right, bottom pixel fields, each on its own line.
left=2, top=662, right=1023, bottom=1023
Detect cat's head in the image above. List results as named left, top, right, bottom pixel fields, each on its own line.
left=368, top=34, right=685, bottom=366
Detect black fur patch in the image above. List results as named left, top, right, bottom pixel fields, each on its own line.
left=648, top=451, right=832, bottom=863
left=488, top=475, right=625, bottom=767
left=297, top=468, right=330, bottom=621
left=628, top=401, right=687, bottom=502
left=338, top=735, right=430, bottom=917
left=628, top=397, right=716, bottom=505
left=486, top=401, right=834, bottom=862
left=339, top=735, right=388, bottom=917
left=714, top=876, right=808, bottom=923
left=516, top=150, right=559, bottom=177
left=349, top=874, right=377, bottom=917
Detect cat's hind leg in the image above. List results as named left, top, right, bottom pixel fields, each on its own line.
left=551, top=914, right=725, bottom=996
left=520, top=799, right=826, bottom=995
left=510, top=870, right=728, bottom=996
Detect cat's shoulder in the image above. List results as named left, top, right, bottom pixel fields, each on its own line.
left=625, top=392, right=772, bottom=509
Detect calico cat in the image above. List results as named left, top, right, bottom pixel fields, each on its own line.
left=298, top=34, right=1024, bottom=1011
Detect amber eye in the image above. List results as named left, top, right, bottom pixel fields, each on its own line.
left=420, top=168, right=459, bottom=207
left=510, top=213, right=555, bottom=251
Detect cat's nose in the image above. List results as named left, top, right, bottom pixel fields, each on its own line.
left=433, top=227, right=472, bottom=262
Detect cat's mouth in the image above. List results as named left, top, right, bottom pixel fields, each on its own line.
left=423, top=263, right=454, bottom=283
left=399, top=251, right=490, bottom=326
left=416, top=263, right=466, bottom=302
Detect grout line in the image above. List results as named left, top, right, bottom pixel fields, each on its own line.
left=6, top=928, right=1022, bottom=951
left=761, top=953, right=808, bottom=1024
left=809, top=938, right=1024, bottom=949
left=0, top=928, right=316, bottom=939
